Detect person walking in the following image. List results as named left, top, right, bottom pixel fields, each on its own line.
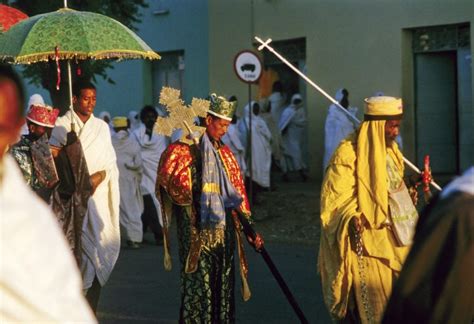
left=132, top=105, right=168, bottom=245
left=111, top=116, right=144, bottom=248
left=157, top=94, right=263, bottom=323
left=50, top=80, right=120, bottom=314
left=279, top=93, right=308, bottom=181
left=319, top=96, right=419, bottom=323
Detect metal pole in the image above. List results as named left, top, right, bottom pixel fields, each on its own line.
left=255, top=36, right=442, bottom=191
left=248, top=83, right=253, bottom=206
left=67, top=60, right=75, bottom=132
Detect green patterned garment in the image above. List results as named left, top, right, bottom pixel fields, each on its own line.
left=176, top=208, right=236, bottom=324
left=174, top=153, right=237, bottom=324
left=10, top=136, right=41, bottom=191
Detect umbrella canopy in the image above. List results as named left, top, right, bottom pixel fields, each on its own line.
left=0, top=4, right=28, bottom=32
left=0, top=7, right=160, bottom=64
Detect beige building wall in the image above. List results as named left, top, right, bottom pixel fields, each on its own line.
left=208, top=0, right=473, bottom=180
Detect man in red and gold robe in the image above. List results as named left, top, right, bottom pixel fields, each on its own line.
left=157, top=94, right=262, bottom=323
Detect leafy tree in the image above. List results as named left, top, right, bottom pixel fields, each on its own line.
left=7, top=0, right=147, bottom=112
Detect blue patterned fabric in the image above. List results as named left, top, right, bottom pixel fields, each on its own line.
left=200, top=133, right=242, bottom=228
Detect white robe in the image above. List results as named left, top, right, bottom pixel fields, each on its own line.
left=112, top=130, right=144, bottom=242
left=128, top=111, right=141, bottom=132
left=99, top=111, right=115, bottom=135
left=0, top=155, right=96, bottom=323
left=260, top=111, right=283, bottom=162
left=279, top=104, right=307, bottom=172
left=222, top=123, right=247, bottom=176
left=238, top=102, right=272, bottom=188
left=50, top=111, right=121, bottom=289
left=132, top=124, right=168, bottom=225
left=268, top=92, right=286, bottom=125
left=323, top=104, right=358, bottom=170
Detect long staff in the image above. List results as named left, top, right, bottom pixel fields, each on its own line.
left=255, top=37, right=442, bottom=191
left=235, top=209, right=309, bottom=324
left=183, top=124, right=309, bottom=323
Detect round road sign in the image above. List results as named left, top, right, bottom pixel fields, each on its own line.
left=233, top=50, right=262, bottom=83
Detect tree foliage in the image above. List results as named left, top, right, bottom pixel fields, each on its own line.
left=6, top=0, right=148, bottom=111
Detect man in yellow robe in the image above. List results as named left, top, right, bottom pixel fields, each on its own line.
left=319, top=96, right=418, bottom=323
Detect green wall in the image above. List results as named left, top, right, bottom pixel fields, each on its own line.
left=208, top=0, right=473, bottom=179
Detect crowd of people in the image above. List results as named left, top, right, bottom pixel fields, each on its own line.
left=1, top=63, right=472, bottom=324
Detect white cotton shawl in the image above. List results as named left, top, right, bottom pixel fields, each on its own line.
left=440, top=167, right=474, bottom=199
left=128, top=110, right=141, bottom=132
left=279, top=95, right=307, bottom=172
left=323, top=105, right=358, bottom=170
left=50, top=111, right=121, bottom=288
left=240, top=102, right=272, bottom=188
left=112, top=130, right=144, bottom=242
left=0, top=155, right=96, bottom=323
left=222, top=123, right=247, bottom=176
left=269, top=91, right=286, bottom=125
left=132, top=124, right=168, bottom=225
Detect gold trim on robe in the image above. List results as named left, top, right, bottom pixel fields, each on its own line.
left=156, top=141, right=253, bottom=299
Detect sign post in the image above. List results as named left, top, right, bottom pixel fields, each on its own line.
left=233, top=50, right=262, bottom=206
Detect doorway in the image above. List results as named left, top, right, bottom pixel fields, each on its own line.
left=415, top=51, right=458, bottom=174
left=261, top=38, right=309, bottom=169
left=412, top=23, right=471, bottom=174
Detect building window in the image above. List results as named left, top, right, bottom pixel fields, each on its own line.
left=261, top=37, right=306, bottom=65
left=413, top=23, right=470, bottom=53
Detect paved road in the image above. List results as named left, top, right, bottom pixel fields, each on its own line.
left=98, top=235, right=331, bottom=324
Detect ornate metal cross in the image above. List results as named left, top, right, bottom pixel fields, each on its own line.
left=153, top=87, right=210, bottom=144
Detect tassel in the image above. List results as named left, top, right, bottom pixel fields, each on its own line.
left=55, top=46, right=60, bottom=90
left=163, top=234, right=172, bottom=271
left=75, top=58, right=82, bottom=76
left=241, top=276, right=252, bottom=301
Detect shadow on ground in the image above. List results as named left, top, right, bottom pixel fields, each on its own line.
left=98, top=173, right=330, bottom=323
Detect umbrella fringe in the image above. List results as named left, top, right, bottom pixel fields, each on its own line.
left=0, top=50, right=160, bottom=64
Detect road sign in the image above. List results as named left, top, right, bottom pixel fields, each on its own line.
left=234, top=50, right=262, bottom=83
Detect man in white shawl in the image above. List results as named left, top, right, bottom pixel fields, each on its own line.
left=279, top=93, right=308, bottom=181
left=50, top=81, right=120, bottom=313
left=222, top=115, right=247, bottom=177
left=0, top=65, right=96, bottom=323
left=269, top=81, right=286, bottom=125
left=132, top=105, right=168, bottom=245
left=260, top=99, right=283, bottom=169
left=238, top=101, right=272, bottom=202
left=99, top=110, right=115, bottom=135
left=128, top=110, right=141, bottom=132
left=112, top=117, right=144, bottom=248
left=323, top=88, right=358, bottom=170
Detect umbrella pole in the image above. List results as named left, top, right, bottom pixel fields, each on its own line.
left=67, top=60, right=75, bottom=132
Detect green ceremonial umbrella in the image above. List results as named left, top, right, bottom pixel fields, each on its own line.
left=0, top=5, right=161, bottom=259
left=0, top=6, right=160, bottom=113
left=0, top=7, right=160, bottom=63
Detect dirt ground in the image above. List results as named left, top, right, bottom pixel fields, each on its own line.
left=250, top=172, right=322, bottom=247
left=251, top=169, right=449, bottom=247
